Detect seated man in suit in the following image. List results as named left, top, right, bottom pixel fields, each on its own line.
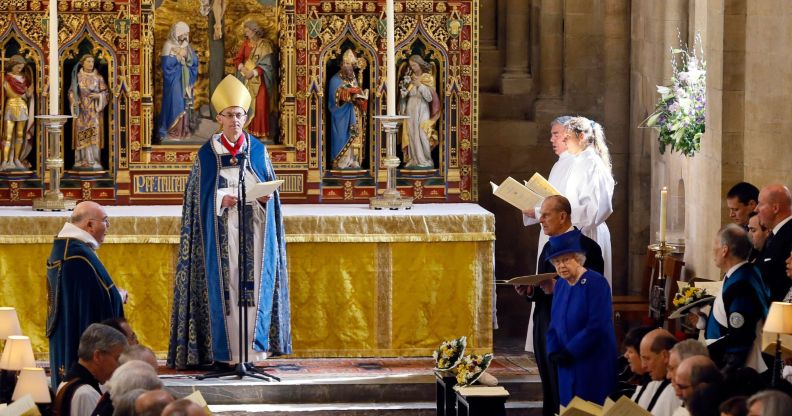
left=755, top=184, right=792, bottom=301
left=516, top=195, right=604, bottom=416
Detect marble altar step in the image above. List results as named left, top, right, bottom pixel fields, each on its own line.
left=161, top=356, right=543, bottom=415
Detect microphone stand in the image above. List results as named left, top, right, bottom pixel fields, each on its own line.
left=198, top=142, right=279, bottom=382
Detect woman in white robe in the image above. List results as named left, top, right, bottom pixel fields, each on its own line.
left=562, top=116, right=615, bottom=285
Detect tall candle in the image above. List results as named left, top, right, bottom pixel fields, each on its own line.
left=386, top=0, right=396, bottom=116
left=48, top=0, right=58, bottom=115
left=660, top=186, right=668, bottom=243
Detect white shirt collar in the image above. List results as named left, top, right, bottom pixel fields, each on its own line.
left=725, top=260, right=748, bottom=279
left=557, top=151, right=571, bottom=160
left=773, top=215, right=792, bottom=235
left=57, top=222, right=100, bottom=249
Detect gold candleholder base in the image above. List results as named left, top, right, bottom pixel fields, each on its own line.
left=32, top=115, right=75, bottom=211
left=370, top=115, right=412, bottom=210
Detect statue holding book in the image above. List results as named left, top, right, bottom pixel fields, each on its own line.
left=328, top=49, right=368, bottom=170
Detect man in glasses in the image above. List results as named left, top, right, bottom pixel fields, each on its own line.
left=167, top=75, right=291, bottom=370
left=47, top=201, right=126, bottom=389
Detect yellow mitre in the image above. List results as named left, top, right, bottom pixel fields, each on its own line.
left=211, top=75, right=251, bottom=113
left=342, top=49, right=357, bottom=65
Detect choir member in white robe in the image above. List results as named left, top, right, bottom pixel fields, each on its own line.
left=561, top=117, right=615, bottom=285
left=521, top=116, right=574, bottom=352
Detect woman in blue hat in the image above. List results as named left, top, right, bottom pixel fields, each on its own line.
left=545, top=229, right=617, bottom=407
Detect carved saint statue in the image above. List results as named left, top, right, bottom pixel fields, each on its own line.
left=158, top=21, right=199, bottom=141
left=1, top=55, right=34, bottom=171
left=328, top=50, right=369, bottom=169
left=69, top=55, right=109, bottom=170
left=399, top=54, right=440, bottom=169
left=234, top=20, right=277, bottom=140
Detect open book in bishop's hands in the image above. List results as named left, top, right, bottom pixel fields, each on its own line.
left=244, top=180, right=284, bottom=203
left=490, top=173, right=560, bottom=211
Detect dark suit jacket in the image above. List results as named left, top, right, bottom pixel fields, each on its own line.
left=758, top=218, right=792, bottom=301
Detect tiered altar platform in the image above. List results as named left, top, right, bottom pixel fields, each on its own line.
left=159, top=356, right=541, bottom=416
left=0, top=204, right=494, bottom=359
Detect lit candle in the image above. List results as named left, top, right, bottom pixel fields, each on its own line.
left=386, top=0, right=396, bottom=116
left=48, top=0, right=59, bottom=115
left=660, top=186, right=668, bottom=243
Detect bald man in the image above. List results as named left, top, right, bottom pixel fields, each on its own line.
left=674, top=356, right=720, bottom=403
left=47, top=201, right=125, bottom=388
left=633, top=328, right=681, bottom=416
left=755, top=184, right=792, bottom=300
left=162, top=399, right=207, bottom=416
left=135, top=390, right=175, bottom=416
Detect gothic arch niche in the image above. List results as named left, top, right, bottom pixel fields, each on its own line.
left=0, top=29, right=43, bottom=175
left=395, top=36, right=446, bottom=173
left=321, top=36, right=377, bottom=175
left=61, top=34, right=115, bottom=175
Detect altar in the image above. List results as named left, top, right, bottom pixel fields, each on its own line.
left=0, top=204, right=494, bottom=358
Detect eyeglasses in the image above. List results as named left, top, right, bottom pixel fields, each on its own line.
left=89, top=217, right=110, bottom=226
left=220, top=112, right=247, bottom=120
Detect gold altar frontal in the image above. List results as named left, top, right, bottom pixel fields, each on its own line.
left=0, top=204, right=494, bottom=359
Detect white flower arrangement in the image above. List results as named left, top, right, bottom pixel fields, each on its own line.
left=642, top=33, right=706, bottom=157
left=432, top=336, right=467, bottom=371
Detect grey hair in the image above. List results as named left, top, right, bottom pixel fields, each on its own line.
left=748, top=390, right=792, bottom=416
left=120, top=344, right=158, bottom=367
left=112, top=388, right=147, bottom=416
left=77, top=323, right=128, bottom=361
left=564, top=116, right=612, bottom=176
left=718, top=223, right=753, bottom=261
left=69, top=211, right=88, bottom=224
left=107, top=360, right=163, bottom=398
left=573, top=253, right=587, bottom=265
left=670, top=339, right=709, bottom=360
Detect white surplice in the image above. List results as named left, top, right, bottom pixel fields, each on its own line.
left=212, top=137, right=269, bottom=363
left=564, top=147, right=614, bottom=284
left=522, top=150, right=575, bottom=352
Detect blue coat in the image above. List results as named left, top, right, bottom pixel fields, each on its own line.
left=46, top=238, right=124, bottom=389
left=547, top=269, right=616, bottom=406
left=706, top=262, right=769, bottom=367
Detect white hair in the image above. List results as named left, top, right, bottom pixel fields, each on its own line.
left=107, top=360, right=163, bottom=399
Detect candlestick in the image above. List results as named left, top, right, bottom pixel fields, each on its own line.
left=660, top=186, right=668, bottom=243
left=48, top=0, right=59, bottom=116
left=386, top=0, right=396, bottom=116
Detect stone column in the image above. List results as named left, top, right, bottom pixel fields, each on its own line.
left=500, top=0, right=533, bottom=94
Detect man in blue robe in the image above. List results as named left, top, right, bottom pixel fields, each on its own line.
left=545, top=230, right=616, bottom=406
left=46, top=201, right=125, bottom=389
left=167, top=75, right=291, bottom=369
left=158, top=21, right=198, bottom=140
left=706, top=223, right=770, bottom=373
left=327, top=49, right=367, bottom=169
